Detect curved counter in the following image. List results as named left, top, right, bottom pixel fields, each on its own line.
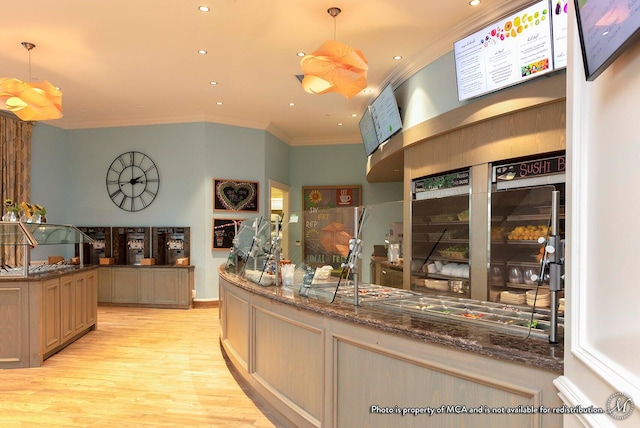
left=219, top=268, right=564, bottom=428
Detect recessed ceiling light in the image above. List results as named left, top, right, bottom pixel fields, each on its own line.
left=210, top=81, right=218, bottom=85
left=296, top=52, right=305, bottom=57
left=469, top=0, right=481, bottom=6
left=198, top=49, right=207, bottom=55
left=198, top=6, right=210, bottom=12
left=393, top=55, right=402, bottom=60
left=337, top=122, right=343, bottom=126
left=289, top=102, right=295, bottom=106
left=351, top=113, right=357, bottom=117
left=216, top=101, right=223, bottom=105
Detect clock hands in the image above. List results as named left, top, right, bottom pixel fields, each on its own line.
left=119, top=175, right=145, bottom=186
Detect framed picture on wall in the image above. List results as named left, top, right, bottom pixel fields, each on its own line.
left=213, top=178, right=259, bottom=212
left=212, top=218, right=243, bottom=250
left=302, top=185, right=362, bottom=270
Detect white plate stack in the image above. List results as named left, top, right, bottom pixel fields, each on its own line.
left=526, top=289, right=550, bottom=307
left=500, top=290, right=526, bottom=305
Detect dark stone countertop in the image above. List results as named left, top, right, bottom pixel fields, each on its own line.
left=219, top=268, right=564, bottom=374
left=0, top=264, right=99, bottom=282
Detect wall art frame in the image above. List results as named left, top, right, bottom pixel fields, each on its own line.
left=213, top=178, right=259, bottom=212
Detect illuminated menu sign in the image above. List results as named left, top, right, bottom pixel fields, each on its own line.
left=414, top=170, right=470, bottom=194
left=454, top=0, right=555, bottom=101
left=493, top=154, right=566, bottom=182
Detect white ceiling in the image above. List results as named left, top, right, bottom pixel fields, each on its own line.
left=2, top=0, right=530, bottom=146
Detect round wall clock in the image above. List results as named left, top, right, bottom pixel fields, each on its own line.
left=105, top=151, right=160, bottom=212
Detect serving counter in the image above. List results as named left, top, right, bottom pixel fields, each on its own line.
left=0, top=266, right=98, bottom=369
left=219, top=267, right=564, bottom=428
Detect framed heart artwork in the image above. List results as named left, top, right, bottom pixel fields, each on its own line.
left=213, top=178, right=259, bottom=212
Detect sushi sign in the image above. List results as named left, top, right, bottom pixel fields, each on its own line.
left=494, top=154, right=566, bottom=182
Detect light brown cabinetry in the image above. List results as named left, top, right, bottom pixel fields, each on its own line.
left=99, top=266, right=193, bottom=309
left=0, top=267, right=98, bottom=369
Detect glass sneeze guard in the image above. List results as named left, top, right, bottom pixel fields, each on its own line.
left=1, top=222, right=94, bottom=277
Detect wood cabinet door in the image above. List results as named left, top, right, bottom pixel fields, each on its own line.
left=152, top=269, right=179, bottom=304
left=85, top=269, right=98, bottom=327
left=43, top=278, right=61, bottom=354
left=98, top=267, right=113, bottom=303
left=112, top=268, right=139, bottom=303
left=72, top=273, right=86, bottom=335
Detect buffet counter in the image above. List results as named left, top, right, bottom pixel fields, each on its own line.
left=0, top=265, right=98, bottom=369
left=219, top=267, right=564, bottom=428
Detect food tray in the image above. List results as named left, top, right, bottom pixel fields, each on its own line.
left=428, top=214, right=456, bottom=222
left=371, top=296, right=562, bottom=339
left=426, top=231, right=458, bottom=240
left=438, top=250, right=468, bottom=260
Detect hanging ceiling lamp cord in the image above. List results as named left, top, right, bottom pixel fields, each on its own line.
left=328, top=7, right=341, bottom=40
left=21, top=42, right=36, bottom=82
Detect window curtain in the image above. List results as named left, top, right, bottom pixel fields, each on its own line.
left=1, top=114, right=32, bottom=267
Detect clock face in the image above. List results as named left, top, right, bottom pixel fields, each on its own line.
left=106, top=151, right=160, bottom=212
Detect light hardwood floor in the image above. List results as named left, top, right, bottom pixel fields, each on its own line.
left=0, top=306, right=284, bottom=428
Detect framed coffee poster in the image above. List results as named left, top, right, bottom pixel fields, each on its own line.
left=214, top=178, right=259, bottom=212
left=212, top=218, right=243, bottom=250
left=302, top=185, right=362, bottom=270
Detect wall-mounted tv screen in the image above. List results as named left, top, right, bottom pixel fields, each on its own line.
left=359, top=107, right=379, bottom=156
left=574, top=0, right=640, bottom=81
left=370, top=84, right=403, bottom=145
left=454, top=0, right=555, bottom=101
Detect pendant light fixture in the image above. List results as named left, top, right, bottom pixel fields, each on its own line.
left=300, top=7, right=368, bottom=99
left=0, top=42, right=63, bottom=121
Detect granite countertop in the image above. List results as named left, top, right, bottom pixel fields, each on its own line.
left=99, top=264, right=194, bottom=268
left=220, top=268, right=564, bottom=373
left=0, top=264, right=99, bottom=282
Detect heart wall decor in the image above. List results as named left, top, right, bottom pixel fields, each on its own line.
left=213, top=179, right=259, bottom=212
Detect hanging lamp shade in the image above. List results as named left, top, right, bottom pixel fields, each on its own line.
left=0, top=77, right=63, bottom=121
left=300, top=40, right=368, bottom=99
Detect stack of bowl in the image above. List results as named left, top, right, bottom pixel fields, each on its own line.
left=526, top=289, right=550, bottom=307
left=500, top=290, right=526, bottom=305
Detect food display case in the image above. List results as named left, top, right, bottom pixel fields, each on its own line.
left=488, top=155, right=566, bottom=311
left=0, top=222, right=94, bottom=278
left=411, top=169, right=471, bottom=297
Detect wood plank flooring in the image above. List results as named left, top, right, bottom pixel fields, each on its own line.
left=0, top=306, right=284, bottom=427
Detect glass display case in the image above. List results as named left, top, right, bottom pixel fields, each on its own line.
left=0, top=222, right=94, bottom=277
left=489, top=185, right=565, bottom=301
left=411, top=170, right=471, bottom=297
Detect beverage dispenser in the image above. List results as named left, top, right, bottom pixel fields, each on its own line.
left=111, top=227, right=150, bottom=265
left=152, top=227, right=190, bottom=265
left=76, top=227, right=111, bottom=264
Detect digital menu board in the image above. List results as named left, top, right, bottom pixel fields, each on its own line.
left=575, top=0, right=640, bottom=80
left=454, top=0, right=555, bottom=101
left=359, top=107, right=379, bottom=156
left=552, top=0, right=569, bottom=69
left=370, top=84, right=403, bottom=144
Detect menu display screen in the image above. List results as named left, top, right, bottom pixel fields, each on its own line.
left=454, top=0, right=555, bottom=101
left=359, top=107, right=379, bottom=156
left=552, top=0, right=569, bottom=69
left=370, top=84, right=403, bottom=144
left=575, top=0, right=640, bottom=80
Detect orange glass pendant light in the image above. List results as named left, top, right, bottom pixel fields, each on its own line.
left=0, top=42, right=63, bottom=121
left=300, top=8, right=368, bottom=99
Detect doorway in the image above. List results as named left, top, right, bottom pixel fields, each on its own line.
left=269, top=180, right=290, bottom=260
